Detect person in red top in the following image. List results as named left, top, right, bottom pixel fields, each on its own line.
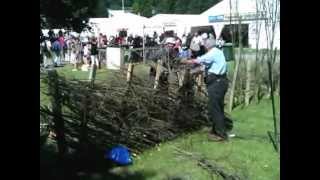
left=58, top=33, right=65, bottom=62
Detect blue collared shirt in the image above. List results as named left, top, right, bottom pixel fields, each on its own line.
left=194, top=47, right=227, bottom=75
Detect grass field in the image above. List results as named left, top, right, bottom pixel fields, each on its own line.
left=40, top=64, right=280, bottom=180
left=125, top=96, right=280, bottom=180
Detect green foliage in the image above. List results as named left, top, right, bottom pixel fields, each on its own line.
left=40, top=0, right=107, bottom=32
left=132, top=0, right=221, bottom=16
left=132, top=0, right=153, bottom=17
left=40, top=0, right=221, bottom=32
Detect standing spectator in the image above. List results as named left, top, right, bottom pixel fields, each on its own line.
left=190, top=32, right=201, bottom=58
left=81, top=43, right=90, bottom=71
left=58, top=32, right=65, bottom=62
left=153, top=31, right=158, bottom=42
left=90, top=37, right=99, bottom=68
left=217, top=37, right=225, bottom=48
left=69, top=38, right=78, bottom=71
left=186, top=33, right=192, bottom=49
left=51, top=38, right=62, bottom=67
left=98, top=33, right=103, bottom=48
left=132, top=35, right=143, bottom=48
left=75, top=38, right=83, bottom=70
left=199, top=32, right=208, bottom=56
left=127, top=34, right=134, bottom=46
left=181, top=34, right=187, bottom=47
left=102, top=35, right=108, bottom=46
left=83, top=43, right=90, bottom=64
left=48, top=29, right=55, bottom=43
left=43, top=38, right=53, bottom=68
left=97, top=33, right=105, bottom=66
left=130, top=35, right=143, bottom=62
left=173, top=36, right=182, bottom=55
left=159, top=33, right=165, bottom=43
left=178, top=46, right=191, bottom=59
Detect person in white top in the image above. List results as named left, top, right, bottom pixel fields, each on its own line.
left=81, top=43, right=90, bottom=71
left=42, top=39, right=53, bottom=67
left=190, top=32, right=202, bottom=58
left=181, top=34, right=187, bottom=47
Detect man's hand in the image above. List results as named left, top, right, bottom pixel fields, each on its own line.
left=180, top=59, right=197, bottom=64
left=180, top=59, right=189, bottom=64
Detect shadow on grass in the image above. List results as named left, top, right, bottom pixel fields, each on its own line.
left=40, top=144, right=157, bottom=180
left=231, top=133, right=270, bottom=142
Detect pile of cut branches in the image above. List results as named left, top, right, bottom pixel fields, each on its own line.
left=40, top=69, right=210, bottom=154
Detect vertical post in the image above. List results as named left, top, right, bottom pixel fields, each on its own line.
left=177, top=71, right=184, bottom=87
left=228, top=16, right=242, bottom=112
left=89, top=64, right=97, bottom=87
left=154, top=59, right=162, bottom=89
left=268, top=48, right=278, bottom=152
left=105, top=47, right=108, bottom=69
left=126, top=62, right=134, bottom=83
left=196, top=72, right=203, bottom=95
left=245, top=53, right=251, bottom=106
left=47, top=69, right=67, bottom=160
left=143, top=26, right=146, bottom=64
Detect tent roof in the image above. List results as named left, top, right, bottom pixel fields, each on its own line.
left=201, top=0, right=256, bottom=16
left=149, top=14, right=208, bottom=27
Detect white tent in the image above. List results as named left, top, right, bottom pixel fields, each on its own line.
left=148, top=14, right=209, bottom=37
left=201, top=0, right=280, bottom=49
left=89, top=11, right=150, bottom=37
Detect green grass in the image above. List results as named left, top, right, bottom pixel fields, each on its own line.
left=40, top=64, right=280, bottom=180
left=127, top=97, right=280, bottom=180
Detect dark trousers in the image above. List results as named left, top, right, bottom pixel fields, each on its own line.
left=206, top=75, right=233, bottom=139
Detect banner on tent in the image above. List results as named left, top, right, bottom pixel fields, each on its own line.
left=163, top=22, right=177, bottom=27
left=208, top=15, right=224, bottom=23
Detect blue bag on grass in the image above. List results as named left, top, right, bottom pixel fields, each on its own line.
left=105, top=145, right=133, bottom=166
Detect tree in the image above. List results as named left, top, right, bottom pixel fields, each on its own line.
left=132, top=0, right=153, bottom=17
left=260, top=0, right=280, bottom=152
left=131, top=0, right=221, bottom=15
left=174, top=0, right=191, bottom=14
left=40, top=0, right=107, bottom=32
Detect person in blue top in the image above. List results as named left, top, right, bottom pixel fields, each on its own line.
left=180, top=40, right=233, bottom=141
left=51, top=38, right=62, bottom=66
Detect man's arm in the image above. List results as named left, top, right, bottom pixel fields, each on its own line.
left=181, top=50, right=213, bottom=65
left=180, top=58, right=199, bottom=64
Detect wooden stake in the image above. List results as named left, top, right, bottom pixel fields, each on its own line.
left=126, top=62, right=134, bottom=83
left=154, top=59, right=162, bottom=89
left=196, top=73, right=203, bottom=95
left=88, top=64, right=97, bottom=87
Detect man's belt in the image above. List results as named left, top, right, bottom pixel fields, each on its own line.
left=207, top=73, right=227, bottom=79
left=204, top=73, right=227, bottom=85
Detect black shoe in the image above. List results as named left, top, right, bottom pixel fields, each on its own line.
left=208, top=133, right=226, bottom=142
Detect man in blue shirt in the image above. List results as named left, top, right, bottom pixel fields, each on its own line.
left=181, top=40, right=233, bottom=141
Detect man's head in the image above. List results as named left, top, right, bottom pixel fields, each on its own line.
left=201, top=33, right=208, bottom=40
left=204, top=39, right=216, bottom=50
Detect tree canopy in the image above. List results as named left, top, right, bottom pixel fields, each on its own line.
left=40, top=0, right=222, bottom=32
left=40, top=0, right=107, bottom=32
left=132, top=0, right=222, bottom=17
